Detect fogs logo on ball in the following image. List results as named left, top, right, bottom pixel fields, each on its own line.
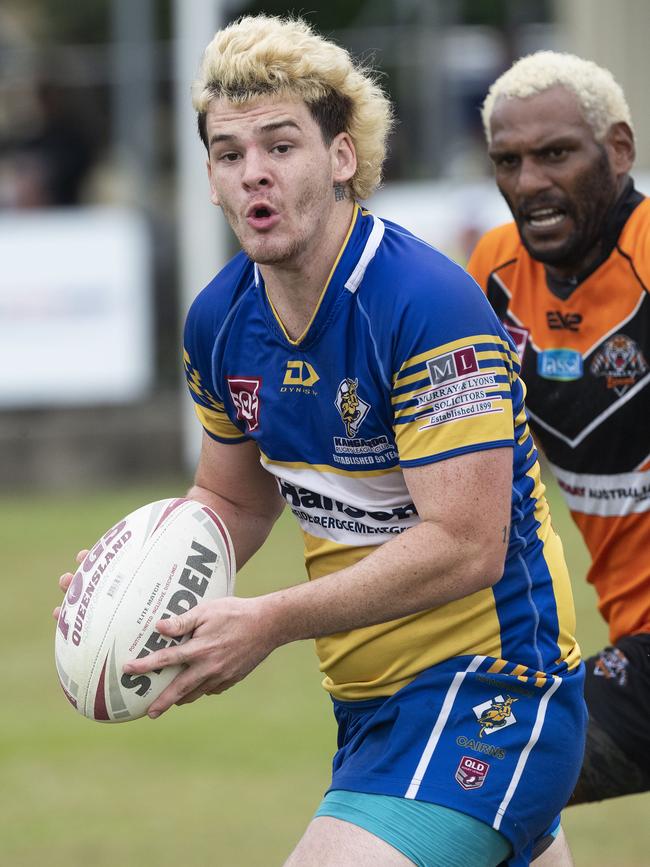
left=227, top=376, right=262, bottom=432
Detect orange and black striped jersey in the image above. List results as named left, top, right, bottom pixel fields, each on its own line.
left=468, top=184, right=650, bottom=644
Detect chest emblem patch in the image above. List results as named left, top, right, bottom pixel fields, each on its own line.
left=227, top=376, right=261, bottom=432
left=590, top=334, right=648, bottom=396
left=335, top=378, right=370, bottom=437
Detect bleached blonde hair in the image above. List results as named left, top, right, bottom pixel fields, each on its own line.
left=481, top=51, right=633, bottom=146
left=192, top=15, right=394, bottom=201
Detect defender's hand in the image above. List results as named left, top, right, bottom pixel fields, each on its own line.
left=122, top=596, right=275, bottom=718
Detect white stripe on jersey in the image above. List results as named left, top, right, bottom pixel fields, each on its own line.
left=404, top=655, right=486, bottom=800
left=549, top=462, right=650, bottom=517
left=493, top=675, right=562, bottom=831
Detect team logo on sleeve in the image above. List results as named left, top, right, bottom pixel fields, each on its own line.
left=335, top=378, right=370, bottom=437
left=455, top=756, right=490, bottom=790
left=590, top=334, right=648, bottom=396
left=473, top=695, right=518, bottom=738
left=427, top=346, right=479, bottom=385
left=227, top=376, right=261, bottom=432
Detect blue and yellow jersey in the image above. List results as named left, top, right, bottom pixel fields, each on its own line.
left=184, top=205, right=580, bottom=700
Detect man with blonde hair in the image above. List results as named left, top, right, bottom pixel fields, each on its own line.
left=469, top=51, right=650, bottom=807
left=59, top=18, right=586, bottom=865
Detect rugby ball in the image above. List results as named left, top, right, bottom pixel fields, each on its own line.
left=54, top=498, right=235, bottom=722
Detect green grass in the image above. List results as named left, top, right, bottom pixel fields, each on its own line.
left=1, top=476, right=647, bottom=865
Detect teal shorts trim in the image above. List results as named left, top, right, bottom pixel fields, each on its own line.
left=315, top=790, right=512, bottom=867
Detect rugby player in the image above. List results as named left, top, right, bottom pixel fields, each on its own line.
left=468, top=51, right=650, bottom=805
left=58, top=19, right=586, bottom=866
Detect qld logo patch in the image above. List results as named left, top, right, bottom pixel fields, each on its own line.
left=335, top=378, right=370, bottom=437
left=590, top=334, right=648, bottom=396
left=227, top=376, right=261, bottom=432
left=455, top=755, right=490, bottom=790
left=473, top=694, right=518, bottom=738
left=504, top=324, right=529, bottom=360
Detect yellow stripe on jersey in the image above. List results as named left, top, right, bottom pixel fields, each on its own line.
left=193, top=403, right=243, bottom=441
left=260, top=450, right=402, bottom=479
left=394, top=405, right=512, bottom=462
left=393, top=334, right=513, bottom=386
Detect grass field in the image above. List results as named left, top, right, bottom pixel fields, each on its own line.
left=2, top=473, right=647, bottom=866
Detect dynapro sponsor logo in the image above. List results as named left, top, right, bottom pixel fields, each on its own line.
left=57, top=520, right=132, bottom=646
left=278, top=480, right=417, bottom=523
left=537, top=349, right=583, bottom=381
left=120, top=540, right=219, bottom=697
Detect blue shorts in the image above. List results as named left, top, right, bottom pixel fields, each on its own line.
left=326, top=654, right=586, bottom=866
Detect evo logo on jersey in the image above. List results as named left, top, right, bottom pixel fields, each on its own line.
left=473, top=695, right=518, bottom=738
left=427, top=346, right=479, bottom=386
left=282, top=361, right=320, bottom=392
left=227, top=377, right=261, bottom=432
left=455, top=756, right=490, bottom=790
left=546, top=310, right=582, bottom=331
left=537, top=349, right=583, bottom=381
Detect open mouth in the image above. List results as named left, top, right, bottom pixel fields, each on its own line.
left=524, top=207, right=566, bottom=229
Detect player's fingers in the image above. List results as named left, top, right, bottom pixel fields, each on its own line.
left=76, top=549, right=89, bottom=564
left=59, top=571, right=74, bottom=591
left=147, top=668, right=213, bottom=718
left=53, top=605, right=62, bottom=620
left=123, top=636, right=194, bottom=676
left=156, top=607, right=200, bottom=638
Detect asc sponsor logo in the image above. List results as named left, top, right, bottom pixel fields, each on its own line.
left=335, top=378, right=370, bottom=437
left=590, top=334, right=648, bottom=396
left=455, top=756, right=490, bottom=791
left=546, top=310, right=582, bottom=331
left=227, top=376, right=261, bottom=432
left=473, top=694, right=518, bottom=738
left=282, top=360, right=319, bottom=394
left=427, top=346, right=479, bottom=386
left=537, top=349, right=583, bottom=381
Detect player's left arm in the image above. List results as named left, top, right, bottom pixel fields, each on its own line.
left=124, top=444, right=511, bottom=717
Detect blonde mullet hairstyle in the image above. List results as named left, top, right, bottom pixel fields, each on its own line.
left=192, top=15, right=394, bottom=201
left=481, top=51, right=633, bottom=146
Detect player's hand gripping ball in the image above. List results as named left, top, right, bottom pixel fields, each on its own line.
left=54, top=498, right=235, bottom=722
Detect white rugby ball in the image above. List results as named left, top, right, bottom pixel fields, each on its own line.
left=54, top=497, right=236, bottom=723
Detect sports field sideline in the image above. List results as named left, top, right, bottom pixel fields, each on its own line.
left=2, top=474, right=647, bottom=866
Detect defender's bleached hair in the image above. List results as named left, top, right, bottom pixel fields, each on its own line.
left=481, top=51, right=633, bottom=146
left=192, top=15, right=393, bottom=201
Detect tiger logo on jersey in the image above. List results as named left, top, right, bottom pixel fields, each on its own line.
left=335, top=378, right=370, bottom=437
left=590, top=334, right=648, bottom=396
left=473, top=695, right=518, bottom=738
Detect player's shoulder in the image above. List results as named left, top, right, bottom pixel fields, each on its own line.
left=467, top=222, right=522, bottom=281
left=185, top=251, right=254, bottom=334
left=619, top=196, right=650, bottom=264
left=374, top=217, right=481, bottom=305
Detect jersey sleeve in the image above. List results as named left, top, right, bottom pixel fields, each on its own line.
left=183, top=288, right=248, bottom=445
left=390, top=257, right=518, bottom=467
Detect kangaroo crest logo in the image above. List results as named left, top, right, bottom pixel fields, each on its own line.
left=473, top=694, right=518, bottom=738
left=335, top=378, right=370, bottom=437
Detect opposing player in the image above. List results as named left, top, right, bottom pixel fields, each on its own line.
left=58, top=18, right=586, bottom=865
left=467, top=51, right=650, bottom=805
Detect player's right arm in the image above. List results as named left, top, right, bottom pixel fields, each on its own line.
left=187, top=431, right=285, bottom=570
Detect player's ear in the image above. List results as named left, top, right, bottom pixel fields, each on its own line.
left=605, top=122, right=635, bottom=175
left=207, top=160, right=220, bottom=207
left=331, top=132, right=357, bottom=187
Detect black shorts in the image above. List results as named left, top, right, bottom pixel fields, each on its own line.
left=584, top=633, right=650, bottom=774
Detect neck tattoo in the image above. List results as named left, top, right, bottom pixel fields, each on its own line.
left=333, top=183, right=347, bottom=202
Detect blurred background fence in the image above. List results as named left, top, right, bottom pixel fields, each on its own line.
left=2, top=0, right=649, bottom=490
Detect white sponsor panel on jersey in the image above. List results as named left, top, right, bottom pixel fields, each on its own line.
left=549, top=463, right=650, bottom=516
